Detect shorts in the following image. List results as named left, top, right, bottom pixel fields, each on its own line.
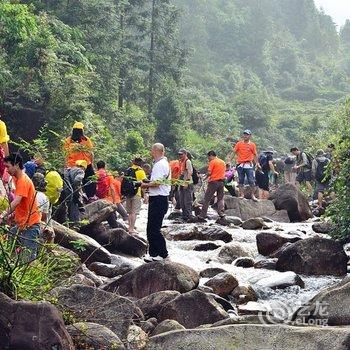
left=256, top=170, right=269, bottom=191
left=237, top=166, right=255, bottom=187
left=125, top=195, right=142, bottom=215
left=315, top=181, right=329, bottom=193
left=296, top=170, right=312, bottom=183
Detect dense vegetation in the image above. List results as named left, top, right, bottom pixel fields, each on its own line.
left=1, top=0, right=350, bottom=166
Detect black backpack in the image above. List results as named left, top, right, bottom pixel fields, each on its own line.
left=303, top=152, right=314, bottom=168
left=258, top=153, right=269, bottom=170
left=192, top=166, right=199, bottom=185
left=284, top=156, right=295, bottom=165
left=315, top=159, right=330, bottom=183
left=121, top=167, right=139, bottom=198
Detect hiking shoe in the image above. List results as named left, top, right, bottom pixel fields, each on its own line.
left=144, top=255, right=154, bottom=263
left=152, top=255, right=168, bottom=262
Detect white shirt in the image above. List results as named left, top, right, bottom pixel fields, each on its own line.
left=36, top=191, right=51, bottom=224
left=149, top=157, right=171, bottom=197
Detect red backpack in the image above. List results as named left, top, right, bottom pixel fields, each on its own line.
left=96, top=170, right=110, bottom=199
left=0, top=147, right=5, bottom=178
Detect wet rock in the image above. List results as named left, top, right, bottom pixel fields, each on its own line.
left=53, top=220, right=111, bottom=264
left=276, top=237, right=348, bottom=276
left=233, top=257, right=255, bottom=268
left=204, top=273, right=239, bottom=297
left=199, top=226, right=233, bottom=242
left=51, top=284, right=143, bottom=341
left=127, top=325, right=148, bottom=350
left=83, top=199, right=117, bottom=225
left=272, top=183, right=313, bottom=222
left=151, top=320, right=186, bottom=336
left=255, top=271, right=305, bottom=289
left=146, top=324, right=350, bottom=350
left=242, top=218, right=265, bottom=230
left=225, top=216, right=243, bottom=226
left=256, top=232, right=302, bottom=256
left=207, top=293, right=236, bottom=312
left=312, top=221, right=333, bottom=234
left=158, top=290, right=229, bottom=328
left=136, top=291, right=181, bottom=318
left=269, top=242, right=294, bottom=259
left=253, top=258, right=278, bottom=270
left=293, top=276, right=350, bottom=326
left=238, top=302, right=269, bottom=316
left=224, top=197, right=276, bottom=221
left=218, top=243, right=253, bottom=264
left=230, top=284, right=258, bottom=304
left=0, top=292, right=74, bottom=350
left=103, top=261, right=199, bottom=298
left=66, top=322, right=125, bottom=350
left=199, top=267, right=227, bottom=278
left=193, top=242, right=221, bottom=251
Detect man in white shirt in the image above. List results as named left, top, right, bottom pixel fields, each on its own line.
left=141, top=143, right=170, bottom=262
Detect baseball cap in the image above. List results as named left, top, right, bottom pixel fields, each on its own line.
left=73, top=121, right=84, bottom=130
left=243, top=129, right=252, bottom=135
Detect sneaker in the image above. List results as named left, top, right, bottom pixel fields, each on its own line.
left=143, top=255, right=153, bottom=263
left=152, top=255, right=167, bottom=262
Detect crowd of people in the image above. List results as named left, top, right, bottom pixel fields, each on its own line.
left=0, top=120, right=337, bottom=263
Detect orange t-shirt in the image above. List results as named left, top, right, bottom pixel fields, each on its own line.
left=64, top=136, right=94, bottom=167
left=14, top=173, right=41, bottom=228
left=234, top=141, right=257, bottom=164
left=208, top=157, right=226, bottom=182
left=107, top=178, right=122, bottom=204
left=169, top=160, right=180, bottom=180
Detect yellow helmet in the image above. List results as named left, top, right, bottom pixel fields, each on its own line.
left=0, top=120, right=10, bottom=143
left=73, top=121, right=84, bottom=130
left=75, top=159, right=88, bottom=169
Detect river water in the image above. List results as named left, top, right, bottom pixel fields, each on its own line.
left=135, top=204, right=346, bottom=321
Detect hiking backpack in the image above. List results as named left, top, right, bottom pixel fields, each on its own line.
left=121, top=167, right=139, bottom=198
left=45, top=170, right=63, bottom=204
left=192, top=166, right=199, bottom=185
left=258, top=153, right=269, bottom=169
left=284, top=156, right=295, bottom=165
left=315, top=159, right=331, bottom=183
left=303, top=152, right=314, bottom=168
left=96, top=171, right=110, bottom=199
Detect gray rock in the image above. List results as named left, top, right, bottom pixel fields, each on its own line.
left=78, top=264, right=104, bottom=286
left=276, top=237, right=348, bottom=276
left=127, top=325, right=148, bottom=350
left=66, top=322, right=125, bottom=350
left=233, top=257, right=255, bottom=268
left=193, top=242, right=221, bottom=251
left=292, top=276, right=350, bottom=326
left=136, top=291, right=181, bottom=318
left=158, top=290, right=229, bottom=328
left=199, top=267, right=228, bottom=278
left=51, top=284, right=143, bottom=341
left=0, top=293, right=74, bottom=350
left=242, top=217, right=265, bottom=230
left=312, top=221, right=334, bottom=234
left=146, top=324, right=350, bottom=350
left=83, top=200, right=117, bottom=225
left=256, top=231, right=302, bottom=256
left=89, top=255, right=137, bottom=278
left=238, top=302, right=269, bottom=316
left=151, top=320, right=185, bottom=336
left=230, top=284, right=258, bottom=304
left=103, top=261, right=199, bottom=298
left=60, top=273, right=95, bottom=288
left=204, top=273, right=239, bottom=297
left=218, top=243, right=253, bottom=264
left=255, top=271, right=305, bottom=289
left=253, top=258, right=278, bottom=270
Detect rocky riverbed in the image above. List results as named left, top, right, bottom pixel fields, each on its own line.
left=1, top=189, right=350, bottom=350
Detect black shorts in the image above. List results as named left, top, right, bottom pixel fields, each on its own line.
left=296, top=170, right=312, bottom=183
left=256, top=170, right=269, bottom=191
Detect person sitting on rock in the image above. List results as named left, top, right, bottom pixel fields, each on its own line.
left=232, top=129, right=261, bottom=202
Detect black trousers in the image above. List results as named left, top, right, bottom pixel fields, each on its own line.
left=83, top=164, right=96, bottom=198
left=147, top=195, right=169, bottom=258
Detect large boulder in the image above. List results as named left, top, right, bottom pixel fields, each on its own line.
left=157, top=290, right=229, bottom=328
left=163, top=224, right=232, bottom=243
left=103, top=261, right=199, bottom=298
left=256, top=232, right=302, bottom=256
left=136, top=291, right=181, bottom=318
left=230, top=284, right=258, bottom=304
left=218, top=243, right=254, bottom=264
left=0, top=293, right=74, bottom=350
left=53, top=220, right=111, bottom=264
left=255, top=271, right=305, bottom=289
left=272, top=183, right=313, bottom=222
left=276, top=237, right=348, bottom=276
left=66, top=322, right=125, bottom=350
left=224, top=197, right=289, bottom=222
left=146, top=324, right=350, bottom=350
left=204, top=273, right=239, bottom=297
left=83, top=199, right=117, bottom=225
left=293, top=276, right=350, bottom=326
left=51, top=284, right=143, bottom=341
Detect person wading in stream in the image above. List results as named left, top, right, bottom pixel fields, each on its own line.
left=194, top=150, right=226, bottom=222
left=232, top=129, right=261, bottom=202
left=142, top=143, right=170, bottom=262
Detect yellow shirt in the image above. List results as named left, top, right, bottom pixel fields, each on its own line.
left=131, top=165, right=147, bottom=197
